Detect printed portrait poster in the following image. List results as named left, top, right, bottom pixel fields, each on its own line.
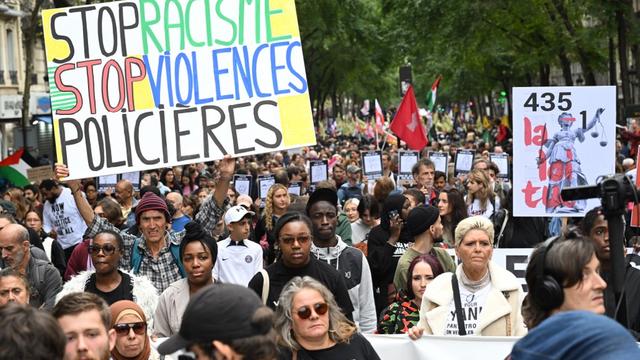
left=512, top=86, right=616, bottom=217
left=257, top=174, right=275, bottom=200
left=233, top=174, right=252, bottom=197
left=398, top=150, right=419, bottom=180
left=428, top=151, right=449, bottom=179
left=43, top=0, right=316, bottom=179
left=361, top=150, right=383, bottom=180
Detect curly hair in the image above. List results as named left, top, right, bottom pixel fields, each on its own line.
left=465, top=169, right=494, bottom=211
left=275, top=276, right=356, bottom=351
left=264, top=184, right=290, bottom=232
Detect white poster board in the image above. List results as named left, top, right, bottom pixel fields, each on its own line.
left=454, top=150, right=474, bottom=176
left=489, top=153, right=509, bottom=179
left=512, top=86, right=615, bottom=217
left=288, top=181, right=302, bottom=196
left=121, top=171, right=141, bottom=191
left=96, top=174, right=118, bottom=192
left=233, top=174, right=252, bottom=197
left=309, top=160, right=328, bottom=184
left=428, top=151, right=449, bottom=179
left=361, top=150, right=383, bottom=179
left=257, top=175, right=275, bottom=200
left=43, top=0, right=316, bottom=180
left=398, top=150, right=419, bottom=181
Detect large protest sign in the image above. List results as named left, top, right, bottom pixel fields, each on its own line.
left=43, top=0, right=315, bottom=179
left=512, top=87, right=615, bottom=217
left=156, top=334, right=519, bottom=360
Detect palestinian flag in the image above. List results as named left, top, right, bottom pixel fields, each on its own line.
left=0, top=148, right=39, bottom=187
left=425, top=75, right=442, bottom=112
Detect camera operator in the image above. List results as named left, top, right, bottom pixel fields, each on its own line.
left=581, top=207, right=640, bottom=339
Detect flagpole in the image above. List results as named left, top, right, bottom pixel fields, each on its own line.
left=375, top=119, right=379, bottom=150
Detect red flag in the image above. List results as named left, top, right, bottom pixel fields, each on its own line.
left=390, top=85, right=428, bottom=150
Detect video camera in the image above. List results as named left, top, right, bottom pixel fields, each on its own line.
left=561, top=174, right=639, bottom=298
left=561, top=174, right=638, bottom=216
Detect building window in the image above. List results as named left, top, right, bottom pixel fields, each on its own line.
left=6, top=28, right=17, bottom=85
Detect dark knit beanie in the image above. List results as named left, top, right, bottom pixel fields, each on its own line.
left=135, top=192, right=170, bottom=223
left=406, top=205, right=440, bottom=236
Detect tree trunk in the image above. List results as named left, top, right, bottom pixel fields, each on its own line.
left=557, top=51, right=573, bottom=86
left=550, top=0, right=597, bottom=85
left=539, top=63, right=551, bottom=86
left=617, top=6, right=630, bottom=107
left=609, top=36, right=617, bottom=86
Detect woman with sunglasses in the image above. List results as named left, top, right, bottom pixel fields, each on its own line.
left=248, top=213, right=353, bottom=319
left=110, top=300, right=161, bottom=360
left=56, top=229, right=158, bottom=325
left=275, top=276, right=380, bottom=359
left=64, top=199, right=127, bottom=280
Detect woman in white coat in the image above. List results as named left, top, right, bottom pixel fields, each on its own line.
left=409, top=216, right=526, bottom=338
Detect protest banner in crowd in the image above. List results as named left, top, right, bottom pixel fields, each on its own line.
left=42, top=0, right=315, bottom=179
left=512, top=86, right=615, bottom=217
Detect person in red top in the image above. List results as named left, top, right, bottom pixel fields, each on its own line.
left=621, top=119, right=640, bottom=158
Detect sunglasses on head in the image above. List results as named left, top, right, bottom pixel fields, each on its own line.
left=296, top=302, right=328, bottom=320
left=88, top=244, right=119, bottom=256
left=113, top=322, right=146, bottom=336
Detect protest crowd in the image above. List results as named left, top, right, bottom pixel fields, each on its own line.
left=2, top=107, right=640, bottom=360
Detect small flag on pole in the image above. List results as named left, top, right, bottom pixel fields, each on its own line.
left=425, top=75, right=442, bottom=112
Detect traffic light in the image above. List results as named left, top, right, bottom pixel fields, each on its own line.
left=498, top=91, right=507, bottom=104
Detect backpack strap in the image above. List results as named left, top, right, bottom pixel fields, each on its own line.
left=259, top=268, right=270, bottom=305
left=130, top=238, right=142, bottom=275
left=169, top=243, right=186, bottom=277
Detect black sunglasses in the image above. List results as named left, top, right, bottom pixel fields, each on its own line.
left=113, top=322, right=146, bottom=336
left=296, top=302, right=328, bottom=320
left=88, top=244, right=119, bottom=256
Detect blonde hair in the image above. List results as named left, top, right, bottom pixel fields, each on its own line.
left=454, top=215, right=494, bottom=247
left=274, top=276, right=356, bottom=351
left=465, top=169, right=494, bottom=210
left=264, top=184, right=290, bottom=231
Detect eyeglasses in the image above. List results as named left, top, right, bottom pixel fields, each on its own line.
left=296, top=302, right=328, bottom=320
left=280, top=235, right=311, bottom=245
left=88, top=244, right=119, bottom=256
left=113, top=322, right=146, bottom=336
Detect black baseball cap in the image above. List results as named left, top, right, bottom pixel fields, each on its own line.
left=157, top=283, right=269, bottom=355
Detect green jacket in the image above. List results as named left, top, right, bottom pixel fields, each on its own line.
left=336, top=212, right=353, bottom=246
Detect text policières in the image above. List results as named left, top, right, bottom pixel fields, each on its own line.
left=50, top=0, right=307, bottom=172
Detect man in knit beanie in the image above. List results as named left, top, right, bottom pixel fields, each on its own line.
left=393, top=205, right=456, bottom=294
left=55, top=157, right=236, bottom=293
